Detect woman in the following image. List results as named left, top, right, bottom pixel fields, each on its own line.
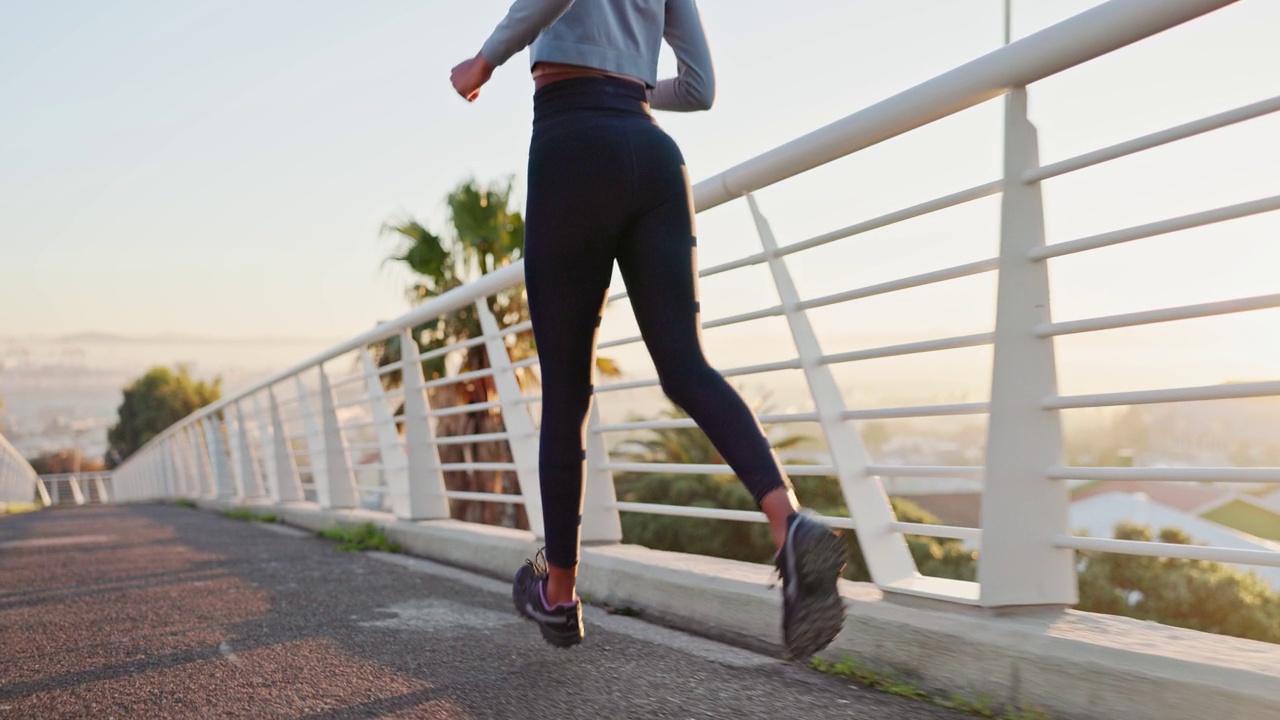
left=450, top=0, right=846, bottom=659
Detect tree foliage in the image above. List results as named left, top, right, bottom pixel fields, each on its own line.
left=29, top=449, right=105, bottom=475
left=612, top=406, right=976, bottom=580
left=106, top=366, right=220, bottom=468
left=1075, top=522, right=1280, bottom=643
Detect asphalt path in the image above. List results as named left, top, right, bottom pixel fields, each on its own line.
left=0, top=505, right=967, bottom=719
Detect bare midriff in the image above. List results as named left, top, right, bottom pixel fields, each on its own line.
left=532, top=62, right=647, bottom=91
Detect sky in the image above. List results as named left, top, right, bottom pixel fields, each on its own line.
left=1, top=0, right=1278, bottom=405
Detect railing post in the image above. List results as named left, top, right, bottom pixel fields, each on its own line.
left=267, top=387, right=305, bottom=503
left=392, top=329, right=451, bottom=520
left=360, top=349, right=413, bottom=517
left=95, top=475, right=110, bottom=504
left=173, top=430, right=190, bottom=498
left=978, top=86, right=1076, bottom=608
left=164, top=440, right=181, bottom=499
left=203, top=416, right=236, bottom=499
left=316, top=365, right=359, bottom=510
left=747, top=194, right=918, bottom=587
left=251, top=393, right=280, bottom=502
left=69, top=475, right=86, bottom=505
left=234, top=402, right=266, bottom=500
left=582, top=403, right=623, bottom=546
left=36, top=477, right=52, bottom=507
left=475, top=299, right=544, bottom=538
left=188, top=425, right=214, bottom=498
left=295, top=376, right=326, bottom=503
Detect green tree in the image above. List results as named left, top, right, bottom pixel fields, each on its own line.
left=1075, top=522, right=1280, bottom=644
left=106, top=366, right=220, bottom=468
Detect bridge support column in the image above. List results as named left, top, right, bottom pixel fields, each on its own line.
left=394, top=329, right=451, bottom=520
left=978, top=86, right=1076, bottom=608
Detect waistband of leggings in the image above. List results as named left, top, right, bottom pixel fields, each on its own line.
left=533, top=76, right=650, bottom=120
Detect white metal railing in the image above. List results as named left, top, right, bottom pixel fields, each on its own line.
left=111, top=0, right=1279, bottom=608
left=0, top=432, right=39, bottom=509
left=35, top=473, right=114, bottom=507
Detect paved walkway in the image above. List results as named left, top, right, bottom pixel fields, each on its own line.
left=0, top=505, right=966, bottom=719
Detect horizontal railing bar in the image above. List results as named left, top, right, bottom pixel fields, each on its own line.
left=891, top=522, right=982, bottom=544
left=597, top=335, right=642, bottom=351
left=603, top=462, right=837, bottom=476
left=516, top=357, right=801, bottom=397
left=1047, top=466, right=1280, bottom=483
left=612, top=501, right=857, bottom=530
left=1027, top=94, right=1280, bottom=183
left=1055, top=535, right=1280, bottom=567
left=842, top=402, right=990, bottom=420
left=702, top=305, right=786, bottom=331
left=798, top=258, right=999, bottom=312
left=423, top=366, right=498, bottom=390
left=351, top=462, right=386, bottom=471
left=376, top=359, right=405, bottom=376
left=433, top=432, right=518, bottom=445
left=594, top=411, right=821, bottom=433
left=1031, top=194, right=1280, bottom=261
left=445, top=491, right=526, bottom=504
left=699, top=251, right=772, bottom=280
left=780, top=182, right=1004, bottom=259
left=1044, top=380, right=1280, bottom=410
left=868, top=464, right=985, bottom=479
left=503, top=321, right=534, bottom=336
left=354, top=484, right=388, bottom=493
left=440, top=462, right=518, bottom=472
left=1037, top=294, right=1280, bottom=337
left=511, top=357, right=539, bottom=370
left=431, top=401, right=502, bottom=418
left=416, top=336, right=486, bottom=364
left=822, top=333, right=994, bottom=365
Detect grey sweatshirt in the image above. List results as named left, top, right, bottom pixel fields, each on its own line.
left=480, top=0, right=715, bottom=112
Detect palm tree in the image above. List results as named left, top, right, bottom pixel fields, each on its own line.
left=373, top=178, right=531, bottom=527
left=374, top=177, right=620, bottom=527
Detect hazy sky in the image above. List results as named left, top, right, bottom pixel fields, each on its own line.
left=2, top=0, right=1277, bottom=400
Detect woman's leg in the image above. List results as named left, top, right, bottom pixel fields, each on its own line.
left=523, top=121, right=631, bottom=602
left=615, top=128, right=800, bottom=550
left=618, top=124, right=847, bottom=659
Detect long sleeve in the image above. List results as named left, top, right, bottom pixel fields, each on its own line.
left=480, top=0, right=577, bottom=67
left=647, top=0, right=715, bottom=112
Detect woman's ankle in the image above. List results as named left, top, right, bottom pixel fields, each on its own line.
left=545, top=564, right=578, bottom=606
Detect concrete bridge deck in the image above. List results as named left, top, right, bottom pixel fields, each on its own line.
left=0, top=505, right=962, bottom=719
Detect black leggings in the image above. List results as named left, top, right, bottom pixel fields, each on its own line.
left=524, top=77, right=792, bottom=569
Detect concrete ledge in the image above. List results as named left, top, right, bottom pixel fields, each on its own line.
left=192, top=499, right=1280, bottom=720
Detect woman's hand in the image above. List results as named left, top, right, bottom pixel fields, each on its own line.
left=451, top=53, right=496, bottom=102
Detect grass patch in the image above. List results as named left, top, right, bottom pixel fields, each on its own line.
left=223, top=508, right=278, bottom=523
left=316, top=523, right=401, bottom=553
left=811, top=658, right=1051, bottom=720
left=174, top=498, right=198, bottom=509
left=4, top=502, right=43, bottom=515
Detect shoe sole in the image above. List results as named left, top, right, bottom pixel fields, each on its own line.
left=784, top=519, right=847, bottom=660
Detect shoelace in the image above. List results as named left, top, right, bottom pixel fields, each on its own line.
left=526, top=547, right=549, bottom=578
